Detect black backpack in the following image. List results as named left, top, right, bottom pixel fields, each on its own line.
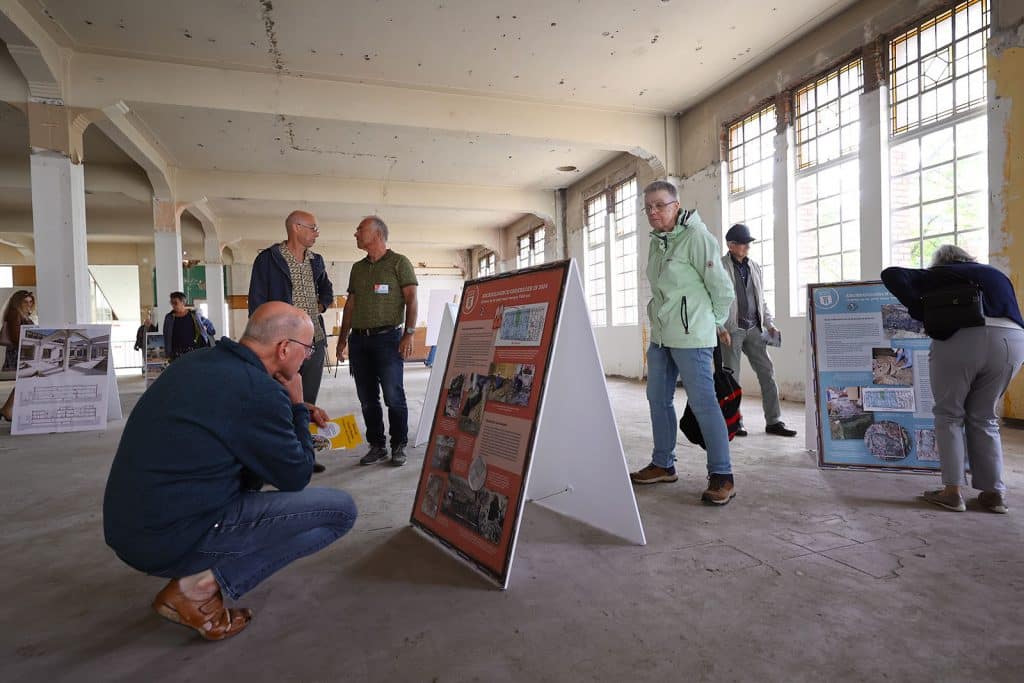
left=921, top=268, right=984, bottom=341
left=679, top=345, right=743, bottom=449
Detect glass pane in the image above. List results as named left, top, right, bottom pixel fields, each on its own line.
left=797, top=230, right=818, bottom=259
left=956, top=154, right=985, bottom=193
left=956, top=191, right=986, bottom=231
left=892, top=207, right=921, bottom=241
left=921, top=127, right=955, bottom=166
left=956, top=116, right=987, bottom=155
left=890, top=138, right=920, bottom=175
left=842, top=251, right=860, bottom=280
left=922, top=199, right=955, bottom=235
left=958, top=228, right=987, bottom=260
left=891, top=172, right=920, bottom=208
left=819, top=225, right=842, bottom=255
left=921, top=162, right=955, bottom=202
left=820, top=254, right=843, bottom=282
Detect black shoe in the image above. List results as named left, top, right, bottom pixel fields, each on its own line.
left=359, top=445, right=389, bottom=465
left=735, top=427, right=748, bottom=437
left=390, top=445, right=407, bottom=467
left=312, top=462, right=327, bottom=474
left=766, top=422, right=797, bottom=437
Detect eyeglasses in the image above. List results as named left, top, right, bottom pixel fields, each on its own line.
left=287, top=338, right=316, bottom=359
left=643, top=200, right=679, bottom=215
left=295, top=222, right=320, bottom=234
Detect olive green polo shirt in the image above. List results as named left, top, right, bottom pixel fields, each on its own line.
left=347, top=250, right=418, bottom=329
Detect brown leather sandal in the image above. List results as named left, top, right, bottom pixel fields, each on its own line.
left=152, top=579, right=252, bottom=641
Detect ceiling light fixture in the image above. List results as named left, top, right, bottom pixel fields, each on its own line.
left=556, top=165, right=578, bottom=172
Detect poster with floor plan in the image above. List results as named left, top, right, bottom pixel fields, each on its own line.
left=808, top=282, right=938, bottom=472
left=10, top=325, right=120, bottom=435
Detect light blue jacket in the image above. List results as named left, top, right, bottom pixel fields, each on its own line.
left=646, top=210, right=735, bottom=348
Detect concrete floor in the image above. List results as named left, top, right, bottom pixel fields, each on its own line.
left=1, top=367, right=1022, bottom=682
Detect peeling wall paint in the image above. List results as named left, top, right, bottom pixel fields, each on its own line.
left=989, top=45, right=1024, bottom=418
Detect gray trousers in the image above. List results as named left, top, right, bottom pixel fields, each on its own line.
left=721, top=327, right=782, bottom=425
left=930, top=326, right=1024, bottom=492
left=299, top=339, right=327, bottom=405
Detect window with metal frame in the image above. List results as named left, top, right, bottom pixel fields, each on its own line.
left=726, top=104, right=777, bottom=315
left=584, top=177, right=638, bottom=327
left=516, top=226, right=545, bottom=269
left=888, top=0, right=990, bottom=267
left=793, top=58, right=864, bottom=315
left=478, top=252, right=496, bottom=277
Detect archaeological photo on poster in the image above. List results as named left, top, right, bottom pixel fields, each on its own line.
left=411, top=262, right=569, bottom=585
left=809, top=282, right=938, bottom=471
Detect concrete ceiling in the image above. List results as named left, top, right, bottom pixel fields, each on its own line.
left=0, top=0, right=861, bottom=263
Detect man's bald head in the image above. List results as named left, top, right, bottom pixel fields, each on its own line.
left=285, top=211, right=315, bottom=231
left=242, top=302, right=313, bottom=346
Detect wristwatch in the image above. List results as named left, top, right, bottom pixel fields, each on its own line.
left=404, top=327, right=416, bottom=335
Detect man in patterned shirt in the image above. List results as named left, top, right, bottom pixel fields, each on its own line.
left=249, top=210, right=334, bottom=472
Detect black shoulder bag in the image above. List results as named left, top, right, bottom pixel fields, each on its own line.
left=921, top=269, right=984, bottom=341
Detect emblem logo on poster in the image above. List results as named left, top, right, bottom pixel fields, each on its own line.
left=463, top=285, right=480, bottom=313
left=815, top=288, right=839, bottom=310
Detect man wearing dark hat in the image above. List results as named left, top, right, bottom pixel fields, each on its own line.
left=718, top=223, right=796, bottom=437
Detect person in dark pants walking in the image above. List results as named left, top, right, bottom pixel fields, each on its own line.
left=337, top=216, right=418, bottom=467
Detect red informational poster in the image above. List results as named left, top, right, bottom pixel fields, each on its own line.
left=411, top=261, right=569, bottom=585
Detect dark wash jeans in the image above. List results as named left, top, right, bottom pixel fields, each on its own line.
left=348, top=327, right=409, bottom=448
left=299, top=338, right=327, bottom=404
left=152, top=487, right=357, bottom=600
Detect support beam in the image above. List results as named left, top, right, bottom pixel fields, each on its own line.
left=67, top=53, right=666, bottom=155
left=0, top=0, right=66, bottom=101
left=176, top=170, right=555, bottom=218
left=95, top=101, right=176, bottom=199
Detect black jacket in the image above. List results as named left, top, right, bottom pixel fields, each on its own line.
left=881, top=262, right=1024, bottom=329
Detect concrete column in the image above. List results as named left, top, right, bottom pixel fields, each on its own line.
left=773, top=125, right=794, bottom=320
left=858, top=86, right=887, bottom=278
left=153, top=198, right=182, bottom=309
left=30, top=150, right=89, bottom=325
left=203, top=237, right=227, bottom=338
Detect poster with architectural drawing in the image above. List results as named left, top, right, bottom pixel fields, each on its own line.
left=809, top=282, right=937, bottom=472
left=11, top=325, right=120, bottom=435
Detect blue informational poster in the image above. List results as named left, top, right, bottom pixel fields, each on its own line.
left=809, top=281, right=939, bottom=472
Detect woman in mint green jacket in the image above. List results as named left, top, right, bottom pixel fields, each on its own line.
left=629, top=181, right=738, bottom=506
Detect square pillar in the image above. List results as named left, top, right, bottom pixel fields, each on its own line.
left=31, top=150, right=89, bottom=325
left=153, top=198, right=183, bottom=311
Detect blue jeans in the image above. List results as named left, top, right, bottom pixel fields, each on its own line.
left=349, top=327, right=408, bottom=448
left=646, top=343, right=732, bottom=475
left=152, top=488, right=357, bottom=600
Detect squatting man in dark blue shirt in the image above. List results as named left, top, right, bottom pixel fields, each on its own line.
left=103, top=302, right=357, bottom=641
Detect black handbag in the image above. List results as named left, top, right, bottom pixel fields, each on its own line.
left=679, top=344, right=743, bottom=449
left=921, top=269, right=984, bottom=341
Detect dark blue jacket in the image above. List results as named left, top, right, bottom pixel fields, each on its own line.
left=103, top=338, right=314, bottom=573
left=881, top=262, right=1024, bottom=329
left=162, top=309, right=214, bottom=358
left=248, top=245, right=334, bottom=315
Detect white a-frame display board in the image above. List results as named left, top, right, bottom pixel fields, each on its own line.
left=410, top=259, right=645, bottom=589
left=414, top=302, right=457, bottom=447
left=11, top=325, right=122, bottom=435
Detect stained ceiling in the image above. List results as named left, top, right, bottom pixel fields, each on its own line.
left=0, top=0, right=861, bottom=262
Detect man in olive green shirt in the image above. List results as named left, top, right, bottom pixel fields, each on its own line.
left=337, top=216, right=418, bottom=466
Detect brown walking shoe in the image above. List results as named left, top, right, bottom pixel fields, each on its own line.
left=629, top=464, right=678, bottom=485
left=921, top=489, right=966, bottom=512
left=978, top=491, right=1008, bottom=514
left=701, top=473, right=736, bottom=505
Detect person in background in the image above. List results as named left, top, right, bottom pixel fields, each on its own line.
left=882, top=245, right=1024, bottom=514
left=163, top=292, right=215, bottom=361
left=0, top=290, right=35, bottom=421
left=135, top=310, right=158, bottom=354
left=719, top=223, right=796, bottom=437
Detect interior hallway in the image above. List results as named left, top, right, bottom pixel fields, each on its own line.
left=1, top=366, right=1022, bottom=682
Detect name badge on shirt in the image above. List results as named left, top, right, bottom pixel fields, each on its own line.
left=374, top=283, right=390, bottom=294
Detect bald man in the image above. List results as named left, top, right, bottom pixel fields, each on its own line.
left=248, top=210, right=334, bottom=471
left=104, top=303, right=357, bottom=641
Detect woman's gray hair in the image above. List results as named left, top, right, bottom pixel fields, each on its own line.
left=642, top=180, right=678, bottom=199
left=930, top=244, right=977, bottom=267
